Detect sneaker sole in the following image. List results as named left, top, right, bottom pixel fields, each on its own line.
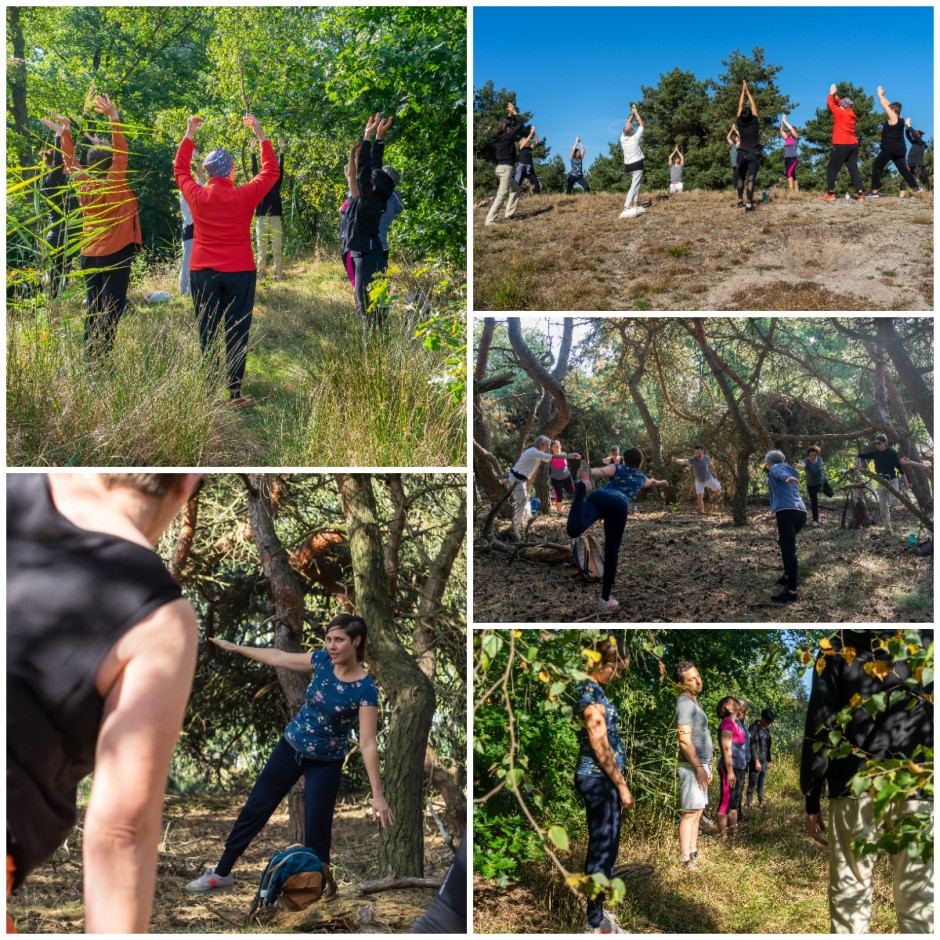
left=186, top=883, right=235, bottom=894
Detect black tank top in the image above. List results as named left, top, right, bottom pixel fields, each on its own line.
left=881, top=120, right=905, bottom=154
left=737, top=114, right=760, bottom=152
left=6, top=475, right=183, bottom=888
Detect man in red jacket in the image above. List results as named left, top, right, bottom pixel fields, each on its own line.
left=822, top=84, right=865, bottom=201
left=174, top=114, right=279, bottom=407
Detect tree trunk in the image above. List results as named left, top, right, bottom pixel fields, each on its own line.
left=507, top=318, right=572, bottom=440
left=732, top=452, right=751, bottom=527
left=335, top=474, right=437, bottom=877
left=884, top=373, right=933, bottom=515
left=620, top=321, right=664, bottom=475
left=875, top=318, right=934, bottom=438
left=8, top=8, right=31, bottom=173
left=168, top=490, right=200, bottom=582
left=537, top=318, right=574, bottom=430
left=244, top=474, right=309, bottom=843
left=473, top=318, right=509, bottom=503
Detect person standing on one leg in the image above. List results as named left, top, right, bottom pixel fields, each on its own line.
left=780, top=116, right=800, bottom=191
left=747, top=708, right=775, bottom=812
left=905, top=119, right=931, bottom=190
left=619, top=104, right=646, bottom=218
left=674, top=661, right=712, bottom=870
left=822, top=85, right=865, bottom=200
left=484, top=102, right=527, bottom=226
left=574, top=635, right=634, bottom=934
left=801, top=629, right=933, bottom=934
left=175, top=114, right=279, bottom=407
left=548, top=439, right=575, bottom=514
left=735, top=80, right=761, bottom=213
left=509, top=436, right=580, bottom=536
left=672, top=445, right=721, bottom=515
left=764, top=450, right=807, bottom=603
left=797, top=445, right=826, bottom=528
left=251, top=138, right=286, bottom=279
left=179, top=151, right=206, bottom=297
left=567, top=137, right=590, bottom=194
left=868, top=87, right=922, bottom=197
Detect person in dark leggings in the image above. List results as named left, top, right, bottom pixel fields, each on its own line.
left=514, top=124, right=541, bottom=193
left=549, top=439, right=575, bottom=512
left=746, top=708, right=775, bottom=811
left=184, top=615, right=394, bottom=894
left=568, top=137, right=590, bottom=193
left=780, top=116, right=800, bottom=191
left=905, top=119, right=930, bottom=190
left=345, top=112, right=399, bottom=327
left=797, top=445, right=826, bottom=527
left=822, top=85, right=865, bottom=200
left=716, top=697, right=745, bottom=840
left=411, top=836, right=467, bottom=934
left=574, top=634, right=633, bottom=933
left=37, top=122, right=79, bottom=303
left=735, top=81, right=761, bottom=212
left=764, top=449, right=808, bottom=603
left=868, top=87, right=922, bottom=197
left=175, top=113, right=280, bottom=406
left=569, top=447, right=669, bottom=611
left=726, top=125, right=740, bottom=196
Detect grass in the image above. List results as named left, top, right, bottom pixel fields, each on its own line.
left=474, top=188, right=933, bottom=311
left=474, top=755, right=901, bottom=933
left=7, top=255, right=465, bottom=466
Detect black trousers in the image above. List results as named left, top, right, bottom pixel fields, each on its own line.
left=909, top=164, right=930, bottom=190
left=747, top=764, right=767, bottom=806
left=576, top=773, right=621, bottom=928
left=190, top=267, right=256, bottom=399
left=80, top=244, right=135, bottom=355
left=411, top=836, right=467, bottom=934
left=352, top=251, right=388, bottom=325
left=775, top=508, right=807, bottom=591
left=567, top=484, right=629, bottom=602
left=807, top=485, right=821, bottom=523
left=47, top=219, right=69, bottom=299
left=736, top=151, right=761, bottom=204
left=871, top=149, right=921, bottom=191
left=826, top=144, right=864, bottom=193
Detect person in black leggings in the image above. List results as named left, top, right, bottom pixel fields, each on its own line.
left=514, top=125, right=541, bottom=194
left=905, top=119, right=930, bottom=190
left=735, top=80, right=761, bottom=212
left=567, top=137, right=590, bottom=193
left=411, top=836, right=467, bottom=934
left=37, top=126, right=78, bottom=303
left=868, top=86, right=922, bottom=197
left=765, top=450, right=808, bottom=604
left=823, top=85, right=865, bottom=200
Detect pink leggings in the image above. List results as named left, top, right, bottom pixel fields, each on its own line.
left=343, top=251, right=355, bottom=288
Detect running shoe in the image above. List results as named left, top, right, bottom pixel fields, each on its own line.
left=597, top=596, right=620, bottom=612
left=185, top=868, right=234, bottom=893
left=854, top=193, right=865, bottom=201
left=592, top=911, right=624, bottom=933
left=736, top=200, right=745, bottom=208
left=820, top=193, right=836, bottom=201
left=812, top=520, right=820, bottom=528
left=744, top=204, right=754, bottom=212
left=866, top=191, right=881, bottom=199
left=619, top=207, right=639, bottom=219
left=578, top=460, right=593, bottom=491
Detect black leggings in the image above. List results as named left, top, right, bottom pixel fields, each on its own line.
left=551, top=475, right=575, bottom=502
left=576, top=773, right=621, bottom=928
left=826, top=144, right=864, bottom=193
left=47, top=220, right=69, bottom=299
left=736, top=151, right=760, bottom=205
left=190, top=267, right=256, bottom=399
left=807, top=485, right=821, bottom=523
left=567, top=173, right=590, bottom=194
left=411, top=836, right=467, bottom=934
left=80, top=244, right=135, bottom=355
left=871, top=149, right=920, bottom=191
left=352, top=251, right=388, bottom=324
left=567, top=483, right=629, bottom=601
left=775, top=508, right=807, bottom=591
left=909, top=164, right=930, bottom=190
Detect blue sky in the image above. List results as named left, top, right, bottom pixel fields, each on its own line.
left=474, top=6, right=934, bottom=166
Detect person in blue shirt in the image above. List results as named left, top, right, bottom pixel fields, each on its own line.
left=764, top=449, right=808, bottom=604
left=184, top=615, right=394, bottom=894
left=796, top=445, right=827, bottom=528
left=574, top=633, right=633, bottom=934
left=569, top=447, right=669, bottom=612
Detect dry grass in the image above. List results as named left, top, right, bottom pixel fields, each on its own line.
left=474, top=189, right=934, bottom=311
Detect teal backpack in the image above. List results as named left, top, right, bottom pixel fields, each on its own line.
left=247, top=846, right=337, bottom=917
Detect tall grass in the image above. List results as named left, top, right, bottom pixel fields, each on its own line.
left=7, top=255, right=465, bottom=466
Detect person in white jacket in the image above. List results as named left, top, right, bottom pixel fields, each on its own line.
left=619, top=104, right=646, bottom=219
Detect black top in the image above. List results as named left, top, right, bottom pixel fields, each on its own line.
left=40, top=136, right=77, bottom=221
left=800, top=629, right=933, bottom=814
left=748, top=719, right=772, bottom=764
left=251, top=150, right=285, bottom=216
left=880, top=120, right=906, bottom=156
left=6, top=475, right=183, bottom=889
left=343, top=139, right=389, bottom=256
left=905, top=126, right=927, bottom=165
left=517, top=145, right=534, bottom=167
left=857, top=445, right=904, bottom=480
left=736, top=114, right=760, bottom=152
left=492, top=119, right=527, bottom=165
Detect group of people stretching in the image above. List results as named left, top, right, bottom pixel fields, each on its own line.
left=483, top=81, right=930, bottom=224
left=36, top=94, right=400, bottom=403
left=507, top=432, right=924, bottom=611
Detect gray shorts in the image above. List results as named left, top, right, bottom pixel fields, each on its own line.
left=678, top=762, right=710, bottom=812
left=694, top=476, right=721, bottom=496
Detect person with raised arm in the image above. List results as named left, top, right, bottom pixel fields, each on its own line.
left=822, top=84, right=865, bottom=201
left=484, top=101, right=527, bottom=226
left=868, top=86, right=922, bottom=197
left=174, top=113, right=279, bottom=407
left=668, top=144, right=685, bottom=193
left=780, top=116, right=800, bottom=191
left=735, top=80, right=761, bottom=212
left=514, top=124, right=542, bottom=194
left=251, top=137, right=286, bottom=278
left=619, top=104, right=646, bottom=218
left=567, top=136, right=589, bottom=193
left=726, top=124, right=741, bottom=198
left=904, top=118, right=930, bottom=191
left=178, top=149, right=206, bottom=297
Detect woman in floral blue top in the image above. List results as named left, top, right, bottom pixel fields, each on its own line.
left=183, top=615, right=394, bottom=894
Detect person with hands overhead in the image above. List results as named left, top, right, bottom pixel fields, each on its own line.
left=175, top=113, right=279, bottom=407
left=727, top=124, right=741, bottom=196
left=37, top=113, right=79, bottom=303
left=567, top=136, right=589, bottom=193
left=514, top=124, right=542, bottom=193
left=56, top=95, right=142, bottom=355
left=485, top=101, right=528, bottom=225
left=668, top=144, right=685, bottom=193
left=868, top=87, right=922, bottom=197
left=344, top=112, right=398, bottom=326
left=619, top=103, right=646, bottom=218
left=185, top=614, right=394, bottom=895
left=735, top=80, right=761, bottom=212
left=780, top=116, right=800, bottom=191
left=904, top=118, right=930, bottom=191
left=251, top=137, right=286, bottom=278
left=179, top=149, right=206, bottom=297
left=823, top=84, right=865, bottom=200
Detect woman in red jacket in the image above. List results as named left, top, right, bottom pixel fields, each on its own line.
left=822, top=84, right=865, bottom=201
left=174, top=114, right=279, bottom=407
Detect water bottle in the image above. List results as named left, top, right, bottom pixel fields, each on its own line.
left=530, top=496, right=540, bottom=516
left=844, top=193, right=850, bottom=203
left=908, top=534, right=917, bottom=547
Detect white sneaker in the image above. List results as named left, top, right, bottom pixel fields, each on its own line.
left=812, top=520, right=820, bottom=528
left=185, top=868, right=234, bottom=893
left=592, top=910, right=625, bottom=933
left=598, top=595, right=620, bottom=612
left=619, top=207, right=639, bottom=219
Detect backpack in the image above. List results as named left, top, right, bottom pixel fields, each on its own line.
left=247, top=846, right=337, bottom=917
left=571, top=534, right=604, bottom=582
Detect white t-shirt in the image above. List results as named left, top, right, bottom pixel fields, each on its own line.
left=620, top=125, right=645, bottom=164
left=512, top=447, right=554, bottom=479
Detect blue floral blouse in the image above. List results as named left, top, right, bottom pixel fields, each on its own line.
left=283, top=649, right=379, bottom=760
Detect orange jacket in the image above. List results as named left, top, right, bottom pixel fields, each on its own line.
left=62, top=121, right=141, bottom=257
left=827, top=94, right=858, bottom=146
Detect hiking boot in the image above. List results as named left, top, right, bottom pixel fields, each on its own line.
left=821, top=193, right=836, bottom=201
left=598, top=595, right=620, bottom=612
left=578, top=460, right=593, bottom=491
left=185, top=868, right=234, bottom=893
left=771, top=589, right=798, bottom=604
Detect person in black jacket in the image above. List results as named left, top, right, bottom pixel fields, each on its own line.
left=38, top=116, right=80, bottom=303
left=800, top=629, right=933, bottom=934
left=868, top=87, right=922, bottom=197
left=842, top=434, right=910, bottom=532
left=251, top=138, right=285, bottom=279
left=746, top=708, right=774, bottom=811
left=905, top=118, right=930, bottom=191
left=343, top=113, right=398, bottom=327
left=484, top=101, right=527, bottom=226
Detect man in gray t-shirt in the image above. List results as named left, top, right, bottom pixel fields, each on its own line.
left=672, top=444, right=722, bottom=515
left=674, top=660, right=713, bottom=869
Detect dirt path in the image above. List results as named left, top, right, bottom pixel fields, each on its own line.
left=7, top=793, right=451, bottom=933
left=473, top=190, right=933, bottom=311
left=473, top=504, right=933, bottom=623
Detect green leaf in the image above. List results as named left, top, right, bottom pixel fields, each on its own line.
left=546, top=826, right=569, bottom=851
left=863, top=692, right=887, bottom=717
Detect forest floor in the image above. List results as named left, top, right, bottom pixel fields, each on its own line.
left=473, top=500, right=933, bottom=623
left=473, top=756, right=903, bottom=933
left=7, top=792, right=453, bottom=934
left=473, top=188, right=933, bottom=311
left=7, top=255, right=464, bottom=467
